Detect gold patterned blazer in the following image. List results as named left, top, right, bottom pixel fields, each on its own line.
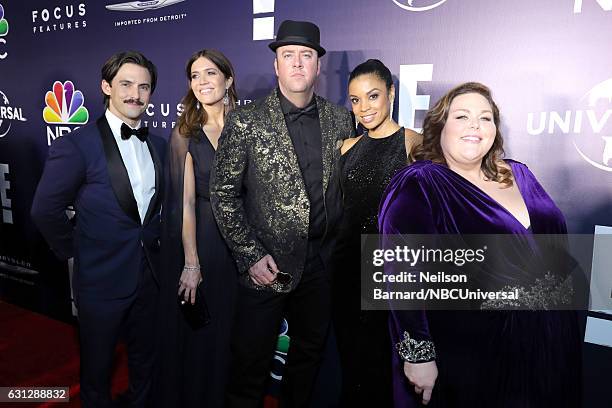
left=210, top=88, right=354, bottom=292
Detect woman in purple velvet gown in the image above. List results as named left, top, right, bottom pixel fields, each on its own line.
left=378, top=82, right=581, bottom=407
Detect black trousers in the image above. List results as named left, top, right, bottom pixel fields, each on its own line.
left=226, top=247, right=331, bottom=408
left=77, top=253, right=158, bottom=408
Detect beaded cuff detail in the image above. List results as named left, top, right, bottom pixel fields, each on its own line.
left=396, top=331, right=436, bottom=363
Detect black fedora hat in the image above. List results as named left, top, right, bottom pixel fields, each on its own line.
left=268, top=20, right=326, bottom=57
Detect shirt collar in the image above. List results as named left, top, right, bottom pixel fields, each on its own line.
left=105, top=109, right=141, bottom=139
left=277, top=88, right=317, bottom=115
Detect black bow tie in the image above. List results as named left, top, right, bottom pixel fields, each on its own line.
left=285, top=103, right=317, bottom=122
left=120, top=123, right=148, bottom=142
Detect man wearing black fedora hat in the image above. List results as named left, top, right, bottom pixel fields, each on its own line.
left=211, top=19, right=354, bottom=408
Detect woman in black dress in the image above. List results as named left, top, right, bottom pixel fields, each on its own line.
left=156, top=49, right=238, bottom=407
left=332, top=59, right=421, bottom=407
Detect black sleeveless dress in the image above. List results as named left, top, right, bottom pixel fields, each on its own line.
left=332, top=127, right=409, bottom=407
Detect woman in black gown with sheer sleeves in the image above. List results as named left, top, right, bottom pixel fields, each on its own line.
left=155, top=49, right=238, bottom=408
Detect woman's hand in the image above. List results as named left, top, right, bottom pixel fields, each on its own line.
left=178, top=264, right=202, bottom=304
left=403, top=360, right=438, bottom=405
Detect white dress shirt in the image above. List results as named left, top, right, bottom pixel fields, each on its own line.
left=105, top=109, right=155, bottom=223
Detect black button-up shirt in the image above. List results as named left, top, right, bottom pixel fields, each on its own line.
left=278, top=90, right=326, bottom=239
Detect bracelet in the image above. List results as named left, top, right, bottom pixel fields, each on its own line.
left=183, top=264, right=200, bottom=272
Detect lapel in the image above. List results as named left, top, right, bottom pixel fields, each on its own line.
left=265, top=89, right=305, bottom=188
left=96, top=116, right=141, bottom=225
left=264, top=89, right=337, bottom=193
left=142, top=137, right=162, bottom=225
left=315, top=96, right=335, bottom=192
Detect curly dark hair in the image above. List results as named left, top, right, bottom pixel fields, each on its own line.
left=412, top=82, right=512, bottom=187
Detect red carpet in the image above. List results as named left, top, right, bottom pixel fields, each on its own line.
left=0, top=301, right=128, bottom=407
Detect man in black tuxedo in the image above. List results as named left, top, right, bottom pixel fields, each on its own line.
left=31, top=51, right=166, bottom=407
left=211, top=20, right=354, bottom=407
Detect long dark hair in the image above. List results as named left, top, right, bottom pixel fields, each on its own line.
left=177, top=49, right=238, bottom=137
left=412, top=82, right=512, bottom=186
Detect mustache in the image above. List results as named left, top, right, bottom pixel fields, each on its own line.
left=123, top=98, right=145, bottom=106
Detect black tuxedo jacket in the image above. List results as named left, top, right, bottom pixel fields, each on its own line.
left=32, top=116, right=167, bottom=302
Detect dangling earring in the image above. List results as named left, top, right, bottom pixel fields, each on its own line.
left=390, top=98, right=395, bottom=121
left=196, top=101, right=201, bottom=110
left=223, top=88, right=229, bottom=106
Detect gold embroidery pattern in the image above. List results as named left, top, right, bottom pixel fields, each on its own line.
left=211, top=89, right=353, bottom=292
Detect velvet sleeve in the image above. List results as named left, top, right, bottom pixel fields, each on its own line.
left=379, top=164, right=437, bottom=363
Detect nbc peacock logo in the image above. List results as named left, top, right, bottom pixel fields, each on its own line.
left=43, top=81, right=88, bottom=124
left=0, top=3, right=9, bottom=60
left=43, top=80, right=89, bottom=145
left=270, top=318, right=290, bottom=382
left=0, top=4, right=8, bottom=36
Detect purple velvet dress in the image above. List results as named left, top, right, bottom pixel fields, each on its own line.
left=378, top=160, right=581, bottom=408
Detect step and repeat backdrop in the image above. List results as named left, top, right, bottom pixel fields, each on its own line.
left=0, top=0, right=610, bottom=398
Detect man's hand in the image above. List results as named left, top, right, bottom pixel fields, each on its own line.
left=249, top=255, right=279, bottom=286
left=403, top=360, right=438, bottom=405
